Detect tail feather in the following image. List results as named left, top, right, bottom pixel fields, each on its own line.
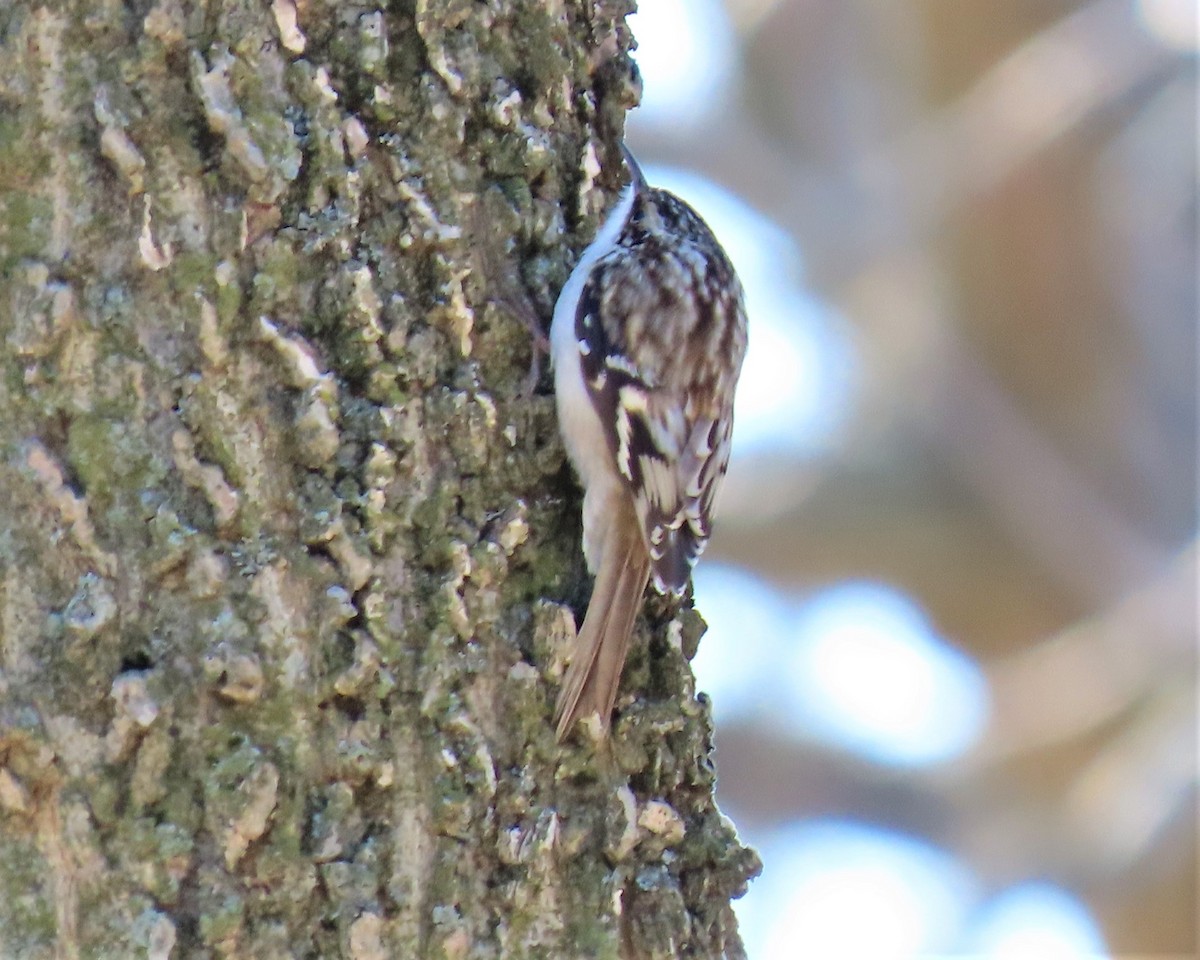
left=554, top=518, right=651, bottom=741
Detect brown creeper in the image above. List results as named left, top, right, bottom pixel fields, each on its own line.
left=551, top=145, right=748, bottom=740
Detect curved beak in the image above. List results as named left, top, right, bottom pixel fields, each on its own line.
left=620, top=142, right=648, bottom=192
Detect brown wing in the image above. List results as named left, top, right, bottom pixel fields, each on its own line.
left=574, top=188, right=747, bottom=593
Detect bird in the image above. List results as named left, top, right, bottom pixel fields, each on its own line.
left=550, top=144, right=748, bottom=740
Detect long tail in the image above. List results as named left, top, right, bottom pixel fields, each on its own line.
left=554, top=516, right=651, bottom=741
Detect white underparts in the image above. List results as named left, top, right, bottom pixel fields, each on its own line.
left=550, top=183, right=638, bottom=531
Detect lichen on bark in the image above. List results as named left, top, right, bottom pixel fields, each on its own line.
left=0, top=1, right=759, bottom=957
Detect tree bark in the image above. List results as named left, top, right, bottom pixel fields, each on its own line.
left=0, top=2, right=759, bottom=957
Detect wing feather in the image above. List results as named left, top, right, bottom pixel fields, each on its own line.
left=574, top=190, right=747, bottom=594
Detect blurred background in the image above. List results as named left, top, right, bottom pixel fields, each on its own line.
left=622, top=0, right=1197, bottom=956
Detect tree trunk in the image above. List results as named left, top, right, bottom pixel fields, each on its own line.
left=0, top=2, right=759, bottom=957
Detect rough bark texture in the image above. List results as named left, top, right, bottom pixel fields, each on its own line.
left=0, top=1, right=759, bottom=958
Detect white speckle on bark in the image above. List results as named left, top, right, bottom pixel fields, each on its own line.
left=581, top=139, right=602, bottom=197
left=94, top=88, right=146, bottom=194
left=327, top=529, right=374, bottom=591
left=638, top=799, right=686, bottom=847
left=222, top=761, right=279, bottom=868
left=294, top=392, right=341, bottom=466
left=197, top=297, right=228, bottom=369
left=271, top=0, right=307, bottom=53
left=0, top=770, right=30, bottom=813
left=609, top=785, right=639, bottom=861
left=490, top=86, right=523, bottom=127
left=314, top=66, right=339, bottom=102
left=434, top=273, right=474, bottom=357
left=138, top=196, right=174, bottom=271
left=192, top=48, right=271, bottom=186
left=62, top=573, right=117, bottom=641
left=358, top=11, right=389, bottom=76
left=29, top=9, right=71, bottom=261
left=494, top=501, right=530, bottom=556
left=112, top=673, right=159, bottom=728
left=258, top=315, right=331, bottom=388
left=416, top=3, right=465, bottom=96
left=443, top=541, right=473, bottom=638
left=171, top=430, right=240, bottom=529
left=142, top=0, right=185, bottom=45
left=133, top=909, right=177, bottom=960
left=205, top=645, right=265, bottom=704
left=348, top=912, right=387, bottom=960
left=24, top=443, right=117, bottom=574
left=666, top=617, right=684, bottom=652
left=99, top=125, right=146, bottom=195
left=106, top=672, right=160, bottom=761
left=343, top=117, right=370, bottom=159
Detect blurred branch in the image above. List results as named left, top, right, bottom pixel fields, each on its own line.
left=969, top=543, right=1195, bottom=765
left=943, top=667, right=1195, bottom=888
left=1063, top=674, right=1195, bottom=875
left=851, top=0, right=1186, bottom=605
left=926, top=334, right=1172, bottom=604
left=867, top=0, right=1187, bottom=249
left=650, top=0, right=1189, bottom=289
